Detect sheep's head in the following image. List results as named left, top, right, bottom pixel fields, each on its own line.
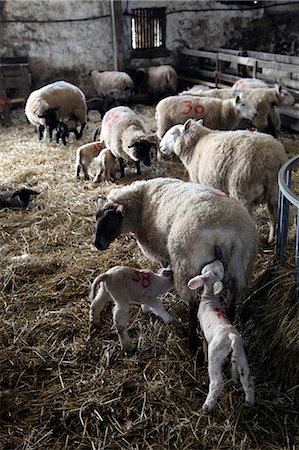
left=94, top=197, right=125, bottom=250
left=235, top=96, right=257, bottom=121
left=276, top=84, right=295, bottom=106
left=159, top=119, right=205, bottom=156
left=127, top=136, right=157, bottom=166
left=188, top=260, right=224, bottom=296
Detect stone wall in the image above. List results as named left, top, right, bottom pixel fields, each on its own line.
left=1, top=0, right=298, bottom=95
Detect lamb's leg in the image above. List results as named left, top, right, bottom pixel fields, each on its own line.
left=118, top=157, right=125, bottom=178
left=135, top=161, right=141, bottom=175
left=89, top=286, right=111, bottom=326
left=82, top=165, right=90, bottom=181
left=113, top=302, right=134, bottom=353
left=77, top=123, right=86, bottom=139
left=76, top=164, right=81, bottom=178
left=141, top=298, right=173, bottom=324
left=202, top=341, right=227, bottom=413
left=38, top=125, right=45, bottom=141
left=235, top=352, right=255, bottom=406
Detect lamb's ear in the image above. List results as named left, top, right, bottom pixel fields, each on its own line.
left=213, top=281, right=223, bottom=296
left=188, top=275, right=205, bottom=290
left=235, top=95, right=241, bottom=104
left=160, top=268, right=173, bottom=278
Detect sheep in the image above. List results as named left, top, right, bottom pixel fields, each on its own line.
left=155, top=94, right=257, bottom=138
left=89, top=266, right=173, bottom=352
left=75, top=141, right=105, bottom=180
left=0, top=188, right=39, bottom=208
left=232, top=78, right=269, bottom=89
left=93, top=177, right=258, bottom=347
left=188, top=260, right=255, bottom=413
left=133, top=65, right=177, bottom=98
left=25, top=80, right=87, bottom=142
left=180, top=84, right=295, bottom=136
left=159, top=119, right=288, bottom=243
left=86, top=87, right=131, bottom=119
left=99, top=106, right=158, bottom=177
left=90, top=70, right=134, bottom=96
left=93, top=148, right=116, bottom=182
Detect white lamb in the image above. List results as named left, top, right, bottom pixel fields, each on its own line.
left=100, top=106, right=157, bottom=177
left=89, top=266, right=173, bottom=352
left=25, top=80, right=87, bottom=141
left=90, top=70, right=134, bottom=95
left=75, top=141, right=105, bottom=180
left=156, top=94, right=257, bottom=138
left=159, top=119, right=288, bottom=243
left=93, top=148, right=116, bottom=182
left=188, top=260, right=255, bottom=413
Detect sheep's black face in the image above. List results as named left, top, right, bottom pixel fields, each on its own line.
left=130, top=140, right=152, bottom=166
left=94, top=203, right=123, bottom=250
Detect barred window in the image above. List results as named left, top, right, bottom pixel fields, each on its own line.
left=131, top=7, right=166, bottom=50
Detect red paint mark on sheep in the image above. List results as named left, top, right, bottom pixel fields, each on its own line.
left=214, top=308, right=228, bottom=321
left=181, top=100, right=205, bottom=116
left=107, top=111, right=120, bottom=126
left=132, top=270, right=151, bottom=288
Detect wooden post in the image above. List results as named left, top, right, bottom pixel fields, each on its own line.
left=110, top=0, right=124, bottom=70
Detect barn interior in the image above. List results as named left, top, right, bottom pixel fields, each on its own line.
left=1, top=1, right=299, bottom=449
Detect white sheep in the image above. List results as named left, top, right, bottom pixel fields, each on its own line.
left=159, top=119, right=288, bottom=243
left=133, top=65, right=177, bottom=98
left=89, top=266, right=173, bottom=352
left=232, top=78, right=269, bottom=89
left=188, top=260, right=255, bottom=413
left=75, top=141, right=105, bottom=180
left=180, top=84, right=295, bottom=136
left=156, top=94, right=257, bottom=138
left=93, top=148, right=116, bottom=182
left=93, top=178, right=258, bottom=347
left=90, top=70, right=134, bottom=96
left=25, top=80, right=87, bottom=141
left=100, top=106, right=157, bottom=177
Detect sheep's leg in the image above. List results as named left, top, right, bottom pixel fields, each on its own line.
left=113, top=303, right=134, bottom=353
left=203, top=336, right=208, bottom=364
left=77, top=123, right=86, bottom=139
left=135, top=161, right=141, bottom=175
left=76, top=165, right=81, bottom=178
left=89, top=286, right=111, bottom=326
left=118, top=157, right=126, bottom=178
left=202, top=342, right=227, bottom=413
left=267, top=193, right=278, bottom=244
left=38, top=125, right=45, bottom=141
left=141, top=298, right=173, bottom=324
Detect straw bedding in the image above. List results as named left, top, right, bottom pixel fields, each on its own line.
left=0, top=106, right=298, bottom=450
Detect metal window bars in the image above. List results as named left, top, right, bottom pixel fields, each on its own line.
left=277, top=155, right=299, bottom=302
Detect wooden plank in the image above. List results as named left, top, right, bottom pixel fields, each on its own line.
left=179, top=48, right=218, bottom=59
left=218, top=53, right=257, bottom=67
left=257, top=59, right=299, bottom=73
left=247, top=50, right=299, bottom=65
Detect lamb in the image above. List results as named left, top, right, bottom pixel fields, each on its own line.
left=93, top=148, right=116, bottom=182
left=159, top=119, right=288, bottom=243
left=133, top=65, right=177, bottom=98
left=188, top=260, right=255, bottom=413
left=180, top=84, right=295, bottom=136
left=156, top=94, right=257, bottom=138
left=99, top=106, right=157, bottom=177
left=75, top=141, right=105, bottom=180
left=90, top=70, right=134, bottom=96
left=86, top=88, right=129, bottom=119
left=0, top=188, right=39, bottom=208
left=89, top=266, right=173, bottom=352
left=93, top=177, right=258, bottom=346
left=25, top=80, right=87, bottom=141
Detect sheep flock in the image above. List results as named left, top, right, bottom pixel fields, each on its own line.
left=1, top=76, right=299, bottom=449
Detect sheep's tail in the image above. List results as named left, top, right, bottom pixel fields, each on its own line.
left=89, top=273, right=108, bottom=302
left=93, top=125, right=101, bottom=142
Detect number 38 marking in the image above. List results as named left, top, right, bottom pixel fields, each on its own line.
left=181, top=100, right=205, bottom=116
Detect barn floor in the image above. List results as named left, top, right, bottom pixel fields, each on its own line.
left=0, top=106, right=299, bottom=450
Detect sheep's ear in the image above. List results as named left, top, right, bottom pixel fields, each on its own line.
left=95, top=195, right=107, bottom=208
left=188, top=275, right=205, bottom=290
left=160, top=268, right=173, bottom=278
left=196, top=119, right=204, bottom=125
left=183, top=118, right=194, bottom=132
left=213, top=281, right=223, bottom=296
left=275, top=84, right=282, bottom=94
left=235, top=95, right=241, bottom=104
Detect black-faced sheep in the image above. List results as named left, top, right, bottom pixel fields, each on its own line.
left=93, top=178, right=258, bottom=347
left=132, top=65, right=177, bottom=99
left=156, top=94, right=257, bottom=138
left=25, top=80, right=87, bottom=142
left=159, top=119, right=288, bottom=243
left=99, top=106, right=157, bottom=177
